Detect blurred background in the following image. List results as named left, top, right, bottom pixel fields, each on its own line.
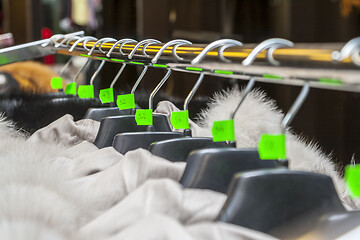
left=0, top=0, right=359, bottom=171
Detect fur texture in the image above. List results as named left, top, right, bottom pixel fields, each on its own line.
left=0, top=117, right=90, bottom=239
left=193, top=87, right=360, bottom=210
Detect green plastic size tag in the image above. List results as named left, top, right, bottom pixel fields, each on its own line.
left=117, top=94, right=135, bottom=110
left=99, top=88, right=114, bottom=103
left=135, top=109, right=153, bottom=126
left=65, top=82, right=77, bottom=95
left=78, top=85, right=94, bottom=99
left=345, top=165, right=360, bottom=198
left=212, top=120, right=235, bottom=142
left=171, top=110, right=189, bottom=129
left=258, top=134, right=286, bottom=160
left=51, top=77, right=63, bottom=89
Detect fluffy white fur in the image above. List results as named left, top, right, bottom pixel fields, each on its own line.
left=0, top=119, right=96, bottom=239
left=193, top=87, right=360, bottom=210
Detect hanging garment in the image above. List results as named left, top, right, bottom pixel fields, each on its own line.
left=66, top=148, right=186, bottom=215
left=0, top=61, right=59, bottom=94
left=29, top=114, right=100, bottom=147
left=81, top=178, right=226, bottom=237
left=86, top=214, right=278, bottom=240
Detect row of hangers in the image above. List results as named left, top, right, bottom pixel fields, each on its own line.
left=43, top=32, right=360, bottom=92
left=2, top=32, right=360, bottom=239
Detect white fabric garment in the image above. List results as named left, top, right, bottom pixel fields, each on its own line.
left=81, top=178, right=226, bottom=237
left=89, top=214, right=278, bottom=240
left=59, top=140, right=99, bottom=159
left=67, top=148, right=186, bottom=215
left=55, top=145, right=122, bottom=179
left=28, top=114, right=100, bottom=147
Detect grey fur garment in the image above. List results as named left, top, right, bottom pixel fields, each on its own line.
left=157, top=88, right=360, bottom=210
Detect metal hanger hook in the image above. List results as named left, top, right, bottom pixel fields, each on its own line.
left=184, top=72, right=204, bottom=111
left=218, top=43, right=241, bottom=63
left=106, top=38, right=137, bottom=57
left=231, top=78, right=256, bottom=119
left=128, top=39, right=162, bottom=60
left=281, top=83, right=310, bottom=133
left=55, top=35, right=80, bottom=48
left=191, top=39, right=243, bottom=65
left=41, top=34, right=65, bottom=47
left=41, top=31, right=84, bottom=47
left=88, top=38, right=117, bottom=56
left=149, top=68, right=172, bottom=110
left=151, top=39, right=192, bottom=64
left=69, top=36, right=98, bottom=52
left=332, top=36, right=360, bottom=67
left=242, top=38, right=294, bottom=66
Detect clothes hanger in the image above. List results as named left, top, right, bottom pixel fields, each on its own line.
left=213, top=81, right=352, bottom=237
left=149, top=39, right=244, bottom=162
left=216, top=168, right=354, bottom=239
left=41, top=34, right=83, bottom=98
left=46, top=35, right=103, bottom=105
left=94, top=40, right=190, bottom=148
left=215, top=80, right=360, bottom=239
left=83, top=38, right=143, bottom=121
left=178, top=77, right=286, bottom=194
left=178, top=39, right=295, bottom=193
left=111, top=39, right=193, bottom=154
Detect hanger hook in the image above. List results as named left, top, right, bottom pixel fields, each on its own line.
left=151, top=39, right=192, bottom=64
left=218, top=43, right=240, bottom=63
left=191, top=39, right=243, bottom=65
left=54, top=35, right=81, bottom=48
left=172, top=42, right=191, bottom=61
left=242, top=38, right=294, bottom=66
left=128, top=39, right=161, bottom=59
left=69, top=37, right=98, bottom=82
left=56, top=36, right=85, bottom=77
left=88, top=37, right=117, bottom=56
left=149, top=69, right=172, bottom=110
left=87, top=37, right=117, bottom=86
left=69, top=36, right=98, bottom=52
left=41, top=34, right=65, bottom=47
left=231, top=78, right=256, bottom=120
left=281, top=83, right=310, bottom=133
left=332, top=36, right=360, bottom=67
left=184, top=72, right=204, bottom=111
left=106, top=38, right=138, bottom=57
left=41, top=31, right=85, bottom=47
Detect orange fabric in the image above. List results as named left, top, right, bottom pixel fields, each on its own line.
left=341, top=0, right=360, bottom=16
left=0, top=61, right=59, bottom=93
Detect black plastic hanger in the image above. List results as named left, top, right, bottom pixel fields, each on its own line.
left=149, top=40, right=244, bottom=162
left=149, top=72, right=230, bottom=161
left=112, top=40, right=193, bottom=154
left=178, top=77, right=285, bottom=193
left=216, top=169, right=348, bottom=238
left=111, top=68, right=182, bottom=154
left=92, top=39, right=179, bottom=148
left=179, top=60, right=311, bottom=193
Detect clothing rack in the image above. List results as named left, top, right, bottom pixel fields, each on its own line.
left=1, top=32, right=360, bottom=92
